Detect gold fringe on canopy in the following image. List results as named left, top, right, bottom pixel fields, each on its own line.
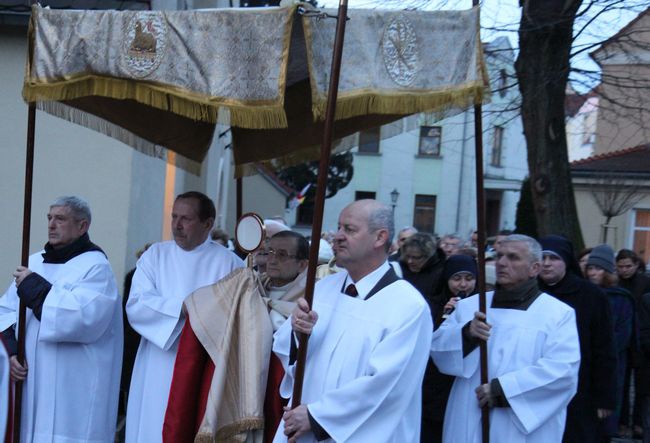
left=23, top=4, right=490, bottom=173
left=310, top=83, right=488, bottom=122
left=23, top=4, right=295, bottom=129
left=303, top=6, right=489, bottom=122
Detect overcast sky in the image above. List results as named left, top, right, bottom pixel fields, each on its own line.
left=315, top=0, right=645, bottom=92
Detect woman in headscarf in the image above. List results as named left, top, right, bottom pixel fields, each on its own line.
left=538, top=235, right=617, bottom=443
left=586, top=244, right=636, bottom=442
left=422, top=254, right=478, bottom=443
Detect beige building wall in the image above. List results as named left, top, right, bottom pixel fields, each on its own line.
left=1, top=28, right=136, bottom=290
left=1, top=2, right=296, bottom=293
left=595, top=65, right=650, bottom=153
left=574, top=181, right=650, bottom=254
left=1, top=26, right=232, bottom=290
left=593, top=12, right=650, bottom=154
left=225, top=174, right=294, bottom=238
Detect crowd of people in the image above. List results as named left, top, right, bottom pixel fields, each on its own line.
left=0, top=192, right=649, bottom=443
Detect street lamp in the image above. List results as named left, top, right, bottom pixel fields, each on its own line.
left=390, top=188, right=400, bottom=215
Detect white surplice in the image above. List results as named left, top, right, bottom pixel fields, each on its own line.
left=0, top=339, right=7, bottom=440
left=272, top=265, right=433, bottom=443
left=430, top=291, right=580, bottom=443
left=125, top=239, right=243, bottom=443
left=0, top=250, right=123, bottom=443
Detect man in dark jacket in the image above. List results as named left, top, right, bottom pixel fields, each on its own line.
left=617, top=249, right=650, bottom=437
left=538, top=235, right=618, bottom=443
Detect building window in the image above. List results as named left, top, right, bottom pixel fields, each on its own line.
left=491, top=126, right=504, bottom=167
left=581, top=115, right=595, bottom=146
left=413, top=194, right=436, bottom=233
left=498, top=69, right=507, bottom=98
left=633, top=209, right=650, bottom=265
left=296, top=202, right=314, bottom=226
left=355, top=191, right=376, bottom=201
left=358, top=127, right=380, bottom=154
left=418, top=126, right=442, bottom=157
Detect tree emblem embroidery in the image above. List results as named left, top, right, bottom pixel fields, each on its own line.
left=382, top=17, right=419, bottom=87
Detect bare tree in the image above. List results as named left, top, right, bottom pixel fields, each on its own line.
left=319, top=0, right=649, bottom=249
left=590, top=174, right=645, bottom=242
left=514, top=0, right=647, bottom=249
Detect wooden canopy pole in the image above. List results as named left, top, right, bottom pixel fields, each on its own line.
left=14, top=103, right=36, bottom=443
left=291, top=0, right=348, bottom=408
left=236, top=177, right=243, bottom=220
left=471, top=2, right=489, bottom=442
left=474, top=101, right=490, bottom=443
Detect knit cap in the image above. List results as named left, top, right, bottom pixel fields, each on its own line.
left=443, top=255, right=478, bottom=282
left=586, top=244, right=616, bottom=274
left=539, top=235, right=582, bottom=276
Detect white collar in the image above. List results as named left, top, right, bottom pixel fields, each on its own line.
left=344, top=261, right=390, bottom=300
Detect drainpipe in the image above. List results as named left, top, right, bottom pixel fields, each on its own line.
left=455, top=109, right=470, bottom=232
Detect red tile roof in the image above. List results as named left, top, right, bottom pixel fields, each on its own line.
left=565, top=88, right=598, bottom=118
left=571, top=144, right=650, bottom=173
left=255, top=164, right=295, bottom=196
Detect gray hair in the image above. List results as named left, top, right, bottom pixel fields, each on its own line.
left=51, top=196, right=92, bottom=223
left=403, top=232, right=436, bottom=259
left=500, top=234, right=542, bottom=263
left=398, top=226, right=417, bottom=236
left=441, top=233, right=462, bottom=242
left=368, top=204, right=395, bottom=252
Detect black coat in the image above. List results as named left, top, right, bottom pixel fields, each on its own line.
left=399, top=248, right=446, bottom=316
left=637, top=292, right=650, bottom=396
left=399, top=249, right=447, bottom=442
left=539, top=272, right=617, bottom=443
left=619, top=271, right=650, bottom=304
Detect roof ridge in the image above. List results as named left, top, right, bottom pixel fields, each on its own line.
left=255, top=164, right=296, bottom=195
left=590, top=7, right=650, bottom=61
left=570, top=144, right=650, bottom=166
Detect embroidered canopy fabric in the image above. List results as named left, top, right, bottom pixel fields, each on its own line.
left=23, top=4, right=488, bottom=175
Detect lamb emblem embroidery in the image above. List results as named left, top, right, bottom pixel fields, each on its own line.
left=123, top=12, right=167, bottom=78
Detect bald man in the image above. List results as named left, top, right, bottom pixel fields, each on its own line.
left=273, top=200, right=432, bottom=442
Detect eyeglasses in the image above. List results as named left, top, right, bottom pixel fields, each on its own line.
left=267, top=248, right=299, bottom=261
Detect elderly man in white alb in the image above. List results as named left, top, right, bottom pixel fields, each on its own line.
left=0, top=196, right=123, bottom=442
left=431, top=234, right=580, bottom=443
left=125, top=191, right=243, bottom=442
left=274, top=199, right=433, bottom=442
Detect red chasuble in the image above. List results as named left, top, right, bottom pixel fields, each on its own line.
left=163, top=319, right=284, bottom=443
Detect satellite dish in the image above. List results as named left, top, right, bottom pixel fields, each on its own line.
left=235, top=212, right=266, bottom=254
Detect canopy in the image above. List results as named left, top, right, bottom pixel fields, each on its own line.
left=23, top=4, right=489, bottom=175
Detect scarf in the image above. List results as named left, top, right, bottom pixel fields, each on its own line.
left=42, top=233, right=104, bottom=264
left=493, top=278, right=541, bottom=310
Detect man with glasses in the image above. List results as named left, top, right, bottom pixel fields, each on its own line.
left=264, top=231, right=309, bottom=331
left=440, top=234, right=463, bottom=257
left=162, top=230, right=309, bottom=442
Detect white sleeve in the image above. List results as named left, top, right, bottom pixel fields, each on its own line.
left=126, top=251, right=185, bottom=351
left=39, top=262, right=120, bottom=343
left=497, top=308, right=580, bottom=435
left=430, top=301, right=480, bottom=379
left=307, top=305, right=433, bottom=442
left=0, top=283, right=19, bottom=332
